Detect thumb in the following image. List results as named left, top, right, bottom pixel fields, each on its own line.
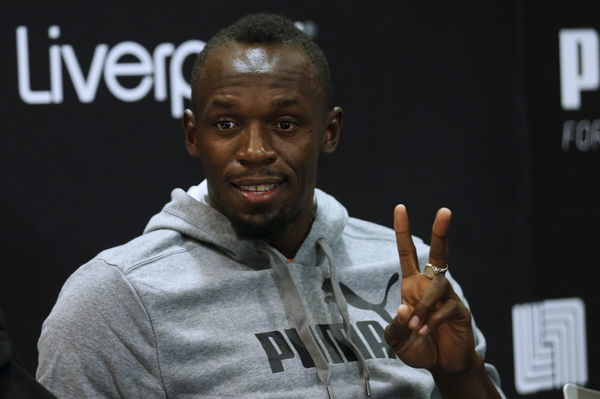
left=384, top=304, right=412, bottom=352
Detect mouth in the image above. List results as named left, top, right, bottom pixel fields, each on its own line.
left=236, top=184, right=280, bottom=194
left=230, top=177, right=286, bottom=203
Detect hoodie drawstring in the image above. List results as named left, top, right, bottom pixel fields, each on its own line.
left=318, top=239, right=372, bottom=397
left=262, top=248, right=334, bottom=398
left=263, top=241, right=372, bottom=398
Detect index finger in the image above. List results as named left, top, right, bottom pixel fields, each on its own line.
left=394, top=204, right=419, bottom=277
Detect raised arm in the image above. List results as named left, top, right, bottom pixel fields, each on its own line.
left=384, top=205, right=502, bottom=399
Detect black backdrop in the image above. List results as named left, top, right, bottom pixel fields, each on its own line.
left=1, top=2, right=598, bottom=398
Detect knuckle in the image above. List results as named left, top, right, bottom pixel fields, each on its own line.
left=383, top=323, right=394, bottom=344
left=449, top=299, right=471, bottom=321
left=383, top=319, right=405, bottom=349
left=383, top=317, right=398, bottom=344
left=448, top=300, right=460, bottom=315
left=428, top=249, right=446, bottom=260
left=413, top=302, right=432, bottom=317
left=457, top=301, right=472, bottom=320
left=398, top=248, right=415, bottom=258
left=427, top=314, right=442, bottom=328
left=431, top=230, right=446, bottom=239
left=436, top=277, right=451, bottom=290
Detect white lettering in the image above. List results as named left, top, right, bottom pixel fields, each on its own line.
left=169, top=40, right=204, bottom=118
left=591, top=119, right=600, bottom=149
left=576, top=119, right=592, bottom=151
left=562, top=119, right=600, bottom=151
left=49, top=44, right=62, bottom=103
left=559, top=29, right=599, bottom=110
left=153, top=43, right=174, bottom=101
left=16, top=26, right=52, bottom=104
left=562, top=120, right=576, bottom=151
left=62, top=44, right=108, bottom=103
left=48, top=25, right=60, bottom=40
left=104, top=41, right=153, bottom=102
left=14, top=24, right=314, bottom=118
left=48, top=26, right=62, bottom=103
left=294, top=21, right=317, bottom=39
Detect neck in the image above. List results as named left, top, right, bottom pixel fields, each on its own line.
left=268, top=207, right=315, bottom=259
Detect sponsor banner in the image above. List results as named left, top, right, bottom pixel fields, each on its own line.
left=522, top=3, right=600, bottom=397
left=512, top=298, right=587, bottom=395
left=1, top=3, right=599, bottom=399
left=14, top=22, right=316, bottom=118
left=559, top=29, right=600, bottom=151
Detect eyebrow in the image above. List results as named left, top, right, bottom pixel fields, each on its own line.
left=206, top=97, right=301, bottom=111
left=208, top=99, right=237, bottom=109
left=271, top=98, right=299, bottom=108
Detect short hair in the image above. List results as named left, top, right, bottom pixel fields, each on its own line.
left=190, top=13, right=333, bottom=109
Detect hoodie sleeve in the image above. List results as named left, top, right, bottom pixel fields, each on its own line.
left=37, top=260, right=167, bottom=399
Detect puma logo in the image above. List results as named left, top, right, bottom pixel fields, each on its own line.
left=322, top=273, right=399, bottom=323
left=256, top=274, right=400, bottom=373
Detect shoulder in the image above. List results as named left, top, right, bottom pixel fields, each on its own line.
left=40, top=229, right=199, bottom=340
left=94, top=229, right=198, bottom=276
left=43, top=229, right=208, bottom=328
left=344, top=217, right=395, bottom=241
left=342, top=216, right=429, bottom=260
left=41, top=259, right=149, bottom=336
left=38, top=258, right=165, bottom=397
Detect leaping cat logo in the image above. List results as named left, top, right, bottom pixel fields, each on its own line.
left=322, top=273, right=399, bottom=323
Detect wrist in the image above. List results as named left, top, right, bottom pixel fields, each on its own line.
left=430, top=352, right=500, bottom=399
left=430, top=350, right=484, bottom=379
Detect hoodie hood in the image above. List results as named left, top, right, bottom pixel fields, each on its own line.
left=144, top=181, right=369, bottom=398
left=144, top=180, right=349, bottom=267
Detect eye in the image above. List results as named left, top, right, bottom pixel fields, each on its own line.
left=275, top=120, right=298, bottom=131
left=215, top=120, right=237, bottom=130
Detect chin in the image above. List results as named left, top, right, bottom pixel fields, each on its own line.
left=229, top=208, right=295, bottom=241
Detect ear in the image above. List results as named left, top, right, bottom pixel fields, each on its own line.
left=322, top=106, right=342, bottom=154
left=183, top=109, right=201, bottom=158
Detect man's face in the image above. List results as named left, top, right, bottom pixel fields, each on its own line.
left=184, top=43, right=340, bottom=239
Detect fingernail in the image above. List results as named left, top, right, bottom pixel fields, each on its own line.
left=409, top=315, right=420, bottom=330
left=418, top=324, right=429, bottom=336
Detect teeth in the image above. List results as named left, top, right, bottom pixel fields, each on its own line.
left=239, top=184, right=277, bottom=192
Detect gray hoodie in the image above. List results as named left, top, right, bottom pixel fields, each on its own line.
left=37, top=182, right=504, bottom=398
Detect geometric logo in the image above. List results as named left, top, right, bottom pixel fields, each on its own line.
left=512, top=298, right=587, bottom=395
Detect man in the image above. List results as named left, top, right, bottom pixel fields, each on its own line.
left=37, top=13, right=505, bottom=398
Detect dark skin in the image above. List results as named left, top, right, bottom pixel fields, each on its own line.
left=184, top=43, right=341, bottom=258
left=185, top=42, right=501, bottom=398
left=385, top=205, right=502, bottom=398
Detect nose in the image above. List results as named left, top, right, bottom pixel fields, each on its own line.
left=236, top=123, right=276, bottom=166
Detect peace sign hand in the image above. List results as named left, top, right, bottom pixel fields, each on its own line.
left=384, top=205, right=477, bottom=373
left=383, top=205, right=503, bottom=398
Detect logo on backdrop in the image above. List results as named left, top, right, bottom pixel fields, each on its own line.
left=559, top=29, right=600, bottom=151
left=15, top=22, right=317, bottom=119
left=512, top=297, right=587, bottom=395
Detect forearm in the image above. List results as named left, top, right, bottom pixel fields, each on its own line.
left=431, top=353, right=502, bottom=399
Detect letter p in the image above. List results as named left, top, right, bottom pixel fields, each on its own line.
left=169, top=40, right=204, bottom=119
left=560, top=29, right=599, bottom=110
left=255, top=331, right=295, bottom=373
